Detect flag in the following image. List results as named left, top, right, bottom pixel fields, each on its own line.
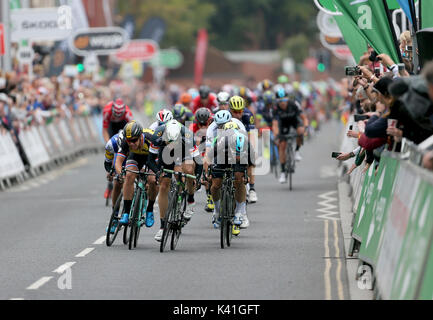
left=333, top=0, right=401, bottom=63
left=421, top=0, right=433, bottom=29
left=194, top=29, right=208, bottom=86
left=396, top=0, right=414, bottom=24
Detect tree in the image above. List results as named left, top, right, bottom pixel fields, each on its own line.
left=117, top=0, right=215, bottom=50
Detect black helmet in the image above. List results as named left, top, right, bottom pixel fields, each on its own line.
left=123, top=121, right=143, bottom=140
left=195, top=107, right=211, bottom=125
left=199, top=85, right=211, bottom=99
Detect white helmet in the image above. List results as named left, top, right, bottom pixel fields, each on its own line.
left=217, top=91, right=230, bottom=105
left=164, top=120, right=182, bottom=143
left=156, top=109, right=173, bottom=123
left=214, top=110, right=232, bottom=125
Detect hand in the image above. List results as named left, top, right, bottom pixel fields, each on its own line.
left=386, top=127, right=403, bottom=142
left=362, top=163, right=371, bottom=174
left=347, top=130, right=360, bottom=138
left=377, top=54, right=394, bottom=67
left=358, top=66, right=373, bottom=79
left=106, top=172, right=114, bottom=182
left=347, top=164, right=357, bottom=175
left=337, top=152, right=353, bottom=161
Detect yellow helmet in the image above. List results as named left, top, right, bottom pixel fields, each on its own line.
left=229, top=95, right=245, bottom=111
left=223, top=121, right=240, bottom=131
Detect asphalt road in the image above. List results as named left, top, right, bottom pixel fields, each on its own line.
left=0, top=120, right=349, bottom=300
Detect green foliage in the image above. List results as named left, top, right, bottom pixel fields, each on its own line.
left=117, top=0, right=317, bottom=51
left=281, top=34, right=310, bottom=64
left=117, top=0, right=216, bottom=50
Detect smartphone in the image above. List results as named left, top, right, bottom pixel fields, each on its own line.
left=332, top=152, right=342, bottom=158
left=398, top=63, right=405, bottom=71
left=345, top=66, right=361, bottom=76
left=374, top=67, right=381, bottom=77
left=354, top=114, right=369, bottom=122
left=349, top=124, right=353, bottom=130
left=405, top=45, right=413, bottom=52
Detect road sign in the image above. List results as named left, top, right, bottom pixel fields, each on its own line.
left=69, top=27, right=129, bottom=56
left=17, top=44, right=34, bottom=63
left=114, top=39, right=159, bottom=62
left=150, top=48, right=183, bottom=69
left=0, top=24, right=5, bottom=56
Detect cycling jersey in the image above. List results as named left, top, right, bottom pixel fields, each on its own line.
left=273, top=100, right=303, bottom=135
left=239, top=108, right=256, bottom=133
left=191, top=94, right=218, bottom=114
left=117, top=129, right=154, bottom=158
left=206, top=118, right=246, bottom=148
left=104, top=133, right=124, bottom=172
left=256, top=101, right=275, bottom=127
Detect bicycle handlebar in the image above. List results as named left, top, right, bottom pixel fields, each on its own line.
left=163, top=169, right=196, bottom=180
left=126, top=168, right=156, bottom=176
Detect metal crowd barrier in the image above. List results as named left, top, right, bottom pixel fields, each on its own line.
left=340, top=117, right=433, bottom=300
left=0, top=114, right=104, bottom=190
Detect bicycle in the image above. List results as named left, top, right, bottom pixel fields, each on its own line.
left=270, top=132, right=280, bottom=179
left=124, top=168, right=155, bottom=250
left=160, top=169, right=197, bottom=253
left=281, top=132, right=298, bottom=191
left=104, top=174, right=114, bottom=207
left=106, top=171, right=130, bottom=247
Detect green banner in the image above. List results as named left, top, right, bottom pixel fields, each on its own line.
left=9, top=0, right=21, bottom=9
left=333, top=0, right=401, bottom=63
left=358, top=154, right=400, bottom=267
left=334, top=15, right=368, bottom=63
left=391, top=181, right=433, bottom=299
left=352, top=164, right=376, bottom=242
left=421, top=0, right=433, bottom=28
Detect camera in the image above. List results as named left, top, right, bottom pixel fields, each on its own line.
left=398, top=63, right=405, bottom=71
left=374, top=67, right=381, bottom=77
left=369, top=50, right=382, bottom=62
left=345, top=66, right=361, bottom=76
left=354, top=114, right=369, bottom=122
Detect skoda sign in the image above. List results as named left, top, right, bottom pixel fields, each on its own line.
left=69, top=27, right=129, bottom=56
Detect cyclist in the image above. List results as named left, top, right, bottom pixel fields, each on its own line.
left=256, top=90, right=275, bottom=131
left=206, top=120, right=249, bottom=234
left=229, top=95, right=257, bottom=206
left=147, top=120, right=203, bottom=242
left=190, top=108, right=214, bottom=212
left=114, top=121, right=158, bottom=228
left=212, top=91, right=231, bottom=113
left=150, top=109, right=173, bottom=131
left=191, top=85, right=218, bottom=114
left=173, top=103, right=194, bottom=126
left=177, top=93, right=193, bottom=108
left=272, top=88, right=305, bottom=184
left=102, top=98, right=133, bottom=143
left=104, top=130, right=126, bottom=231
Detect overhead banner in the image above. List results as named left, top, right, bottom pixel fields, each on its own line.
left=194, top=29, right=208, bottom=86
left=11, top=7, right=73, bottom=42
left=333, top=0, right=401, bottom=63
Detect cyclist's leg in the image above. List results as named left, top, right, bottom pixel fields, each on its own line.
left=210, top=166, right=224, bottom=226
left=111, top=154, right=125, bottom=208
left=120, top=155, right=138, bottom=224
left=182, top=158, right=196, bottom=219
left=233, top=164, right=248, bottom=226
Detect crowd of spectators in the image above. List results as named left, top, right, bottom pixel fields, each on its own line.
left=336, top=30, right=433, bottom=173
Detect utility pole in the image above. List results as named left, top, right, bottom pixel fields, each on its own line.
left=0, top=0, right=12, bottom=72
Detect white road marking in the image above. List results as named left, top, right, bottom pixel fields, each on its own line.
left=53, top=262, right=76, bottom=274
left=316, top=191, right=340, bottom=221
left=324, top=220, right=332, bottom=300
left=75, top=248, right=94, bottom=257
left=9, top=298, right=25, bottom=300
left=27, top=277, right=53, bottom=290
left=333, top=220, right=344, bottom=300
left=93, top=236, right=106, bottom=245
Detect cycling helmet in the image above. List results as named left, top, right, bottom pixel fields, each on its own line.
left=123, top=121, right=143, bottom=140
left=217, top=91, right=230, bottom=105
left=188, top=88, right=199, bottom=99
left=229, top=95, right=245, bottom=111
left=214, top=110, right=232, bottom=125
left=261, top=79, right=273, bottom=91
left=223, top=121, right=240, bottom=131
left=263, top=90, right=275, bottom=105
left=180, top=93, right=192, bottom=105
left=164, top=120, right=182, bottom=143
left=112, top=98, right=126, bottom=118
left=199, top=85, right=211, bottom=99
left=173, top=104, right=186, bottom=120
left=195, top=107, right=211, bottom=125
left=278, top=75, right=289, bottom=84
left=276, top=88, right=288, bottom=100
left=239, top=86, right=247, bottom=98
left=156, top=109, right=173, bottom=123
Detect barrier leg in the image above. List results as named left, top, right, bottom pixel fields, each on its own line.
left=348, top=238, right=360, bottom=257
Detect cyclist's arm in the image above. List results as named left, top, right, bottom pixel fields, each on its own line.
left=272, top=119, right=279, bottom=137
left=103, top=127, right=110, bottom=143
left=114, top=152, right=125, bottom=175
left=146, top=152, right=160, bottom=174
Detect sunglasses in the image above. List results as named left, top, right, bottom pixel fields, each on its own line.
left=127, top=137, right=139, bottom=143
left=278, top=98, right=289, bottom=103
left=231, top=110, right=243, bottom=114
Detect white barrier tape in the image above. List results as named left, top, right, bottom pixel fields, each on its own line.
left=0, top=132, right=25, bottom=180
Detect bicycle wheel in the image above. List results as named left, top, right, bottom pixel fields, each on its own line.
left=128, top=189, right=141, bottom=250
left=226, top=196, right=234, bottom=247
left=160, top=191, right=176, bottom=253
left=220, top=190, right=229, bottom=249
left=171, top=195, right=185, bottom=251
left=105, top=181, right=113, bottom=207
left=106, top=193, right=123, bottom=247
left=286, top=143, right=294, bottom=191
